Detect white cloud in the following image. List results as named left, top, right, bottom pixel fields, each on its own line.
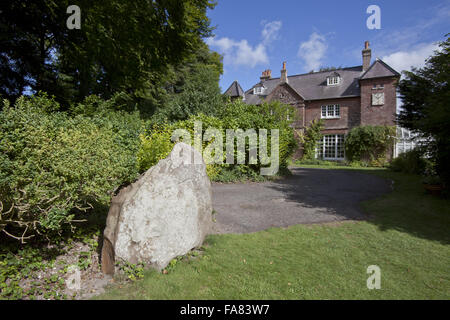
left=206, top=37, right=268, bottom=67
left=382, top=42, right=440, bottom=75
left=297, top=32, right=327, bottom=72
left=261, top=20, right=282, bottom=45
left=381, top=42, right=441, bottom=111
left=206, top=21, right=282, bottom=68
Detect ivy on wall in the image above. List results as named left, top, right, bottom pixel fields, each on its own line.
left=299, top=119, right=324, bottom=160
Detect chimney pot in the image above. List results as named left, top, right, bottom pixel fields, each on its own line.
left=260, top=69, right=272, bottom=82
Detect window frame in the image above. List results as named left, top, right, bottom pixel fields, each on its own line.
left=327, top=76, right=341, bottom=86
left=321, top=104, right=340, bottom=119
left=315, top=134, right=345, bottom=160
left=253, top=86, right=264, bottom=95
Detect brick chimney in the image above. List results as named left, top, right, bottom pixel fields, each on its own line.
left=280, top=61, right=288, bottom=83
left=362, top=41, right=372, bottom=72
left=260, top=69, right=272, bottom=82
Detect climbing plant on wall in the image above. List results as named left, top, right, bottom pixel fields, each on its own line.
left=299, top=119, right=324, bottom=160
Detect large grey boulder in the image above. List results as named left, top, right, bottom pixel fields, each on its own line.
left=101, top=142, right=213, bottom=274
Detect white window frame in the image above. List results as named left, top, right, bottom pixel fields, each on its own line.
left=327, top=76, right=340, bottom=86
left=315, top=134, right=345, bottom=160
left=321, top=104, right=340, bottom=119
left=254, top=86, right=264, bottom=95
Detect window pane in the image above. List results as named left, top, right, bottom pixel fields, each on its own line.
left=324, top=135, right=334, bottom=158
left=321, top=106, right=327, bottom=117
left=335, top=105, right=340, bottom=116
left=327, top=105, right=334, bottom=117
left=321, top=134, right=345, bottom=159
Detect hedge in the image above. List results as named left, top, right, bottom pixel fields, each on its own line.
left=0, top=94, right=141, bottom=241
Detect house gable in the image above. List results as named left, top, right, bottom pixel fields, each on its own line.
left=265, top=82, right=304, bottom=105
left=224, top=80, right=244, bottom=98
left=360, top=59, right=400, bottom=80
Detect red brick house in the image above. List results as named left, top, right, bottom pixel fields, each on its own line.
left=224, top=41, right=400, bottom=160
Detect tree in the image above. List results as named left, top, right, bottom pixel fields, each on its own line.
left=0, top=1, right=67, bottom=101
left=397, top=35, right=450, bottom=186
left=152, top=42, right=224, bottom=122
left=0, top=0, right=216, bottom=107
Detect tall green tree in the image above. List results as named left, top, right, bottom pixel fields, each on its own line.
left=0, top=1, right=68, bottom=101
left=153, top=42, right=224, bottom=122
left=397, top=35, right=450, bottom=186
left=1, top=0, right=216, bottom=107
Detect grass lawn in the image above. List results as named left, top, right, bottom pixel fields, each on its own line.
left=96, top=167, right=450, bottom=299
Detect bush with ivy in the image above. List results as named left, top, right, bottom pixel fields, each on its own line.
left=0, top=94, right=141, bottom=242
left=344, top=125, right=396, bottom=166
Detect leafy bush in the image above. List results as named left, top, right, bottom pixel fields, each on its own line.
left=0, top=94, right=140, bottom=241
left=389, top=149, right=431, bottom=175
left=137, top=100, right=297, bottom=182
left=218, top=100, right=297, bottom=172
left=137, top=124, right=175, bottom=172
left=345, top=125, right=396, bottom=166
left=299, top=119, right=324, bottom=160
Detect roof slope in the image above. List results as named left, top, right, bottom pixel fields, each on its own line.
left=360, top=59, right=401, bottom=79
left=244, top=66, right=364, bottom=104
left=224, top=80, right=244, bottom=97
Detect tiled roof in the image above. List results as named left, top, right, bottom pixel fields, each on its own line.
left=360, top=59, right=401, bottom=79
left=241, top=59, right=399, bottom=104
left=244, top=66, right=364, bottom=104
left=224, top=80, right=244, bottom=97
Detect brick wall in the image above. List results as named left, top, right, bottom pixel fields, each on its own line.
left=304, top=97, right=361, bottom=132
left=360, top=77, right=398, bottom=126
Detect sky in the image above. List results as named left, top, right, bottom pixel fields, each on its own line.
left=206, top=0, right=450, bottom=93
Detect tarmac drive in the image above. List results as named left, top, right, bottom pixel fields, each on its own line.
left=211, top=167, right=391, bottom=234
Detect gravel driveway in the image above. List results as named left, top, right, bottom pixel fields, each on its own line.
left=211, top=167, right=391, bottom=234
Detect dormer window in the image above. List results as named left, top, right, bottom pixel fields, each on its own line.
left=253, top=86, right=265, bottom=95
left=327, top=73, right=341, bottom=86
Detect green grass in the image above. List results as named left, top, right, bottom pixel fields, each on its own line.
left=96, top=168, right=450, bottom=299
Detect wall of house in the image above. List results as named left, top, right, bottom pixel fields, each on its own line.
left=291, top=97, right=360, bottom=159
left=304, top=97, right=361, bottom=132
left=360, top=77, right=398, bottom=126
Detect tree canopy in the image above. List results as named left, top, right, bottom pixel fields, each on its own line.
left=397, top=35, right=450, bottom=186
left=0, top=0, right=218, bottom=110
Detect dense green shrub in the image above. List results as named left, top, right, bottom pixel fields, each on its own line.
left=0, top=94, right=140, bottom=241
left=137, top=124, right=175, bottom=173
left=219, top=100, right=297, bottom=172
left=389, top=149, right=433, bottom=175
left=137, top=100, right=297, bottom=182
left=345, top=125, right=396, bottom=166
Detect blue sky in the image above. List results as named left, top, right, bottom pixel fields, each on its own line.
left=206, top=0, right=450, bottom=93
